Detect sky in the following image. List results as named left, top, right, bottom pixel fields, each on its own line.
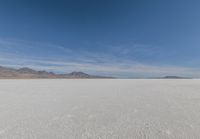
left=0, top=0, right=200, bottom=78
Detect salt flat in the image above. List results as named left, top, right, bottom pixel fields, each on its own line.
left=0, top=79, right=200, bottom=139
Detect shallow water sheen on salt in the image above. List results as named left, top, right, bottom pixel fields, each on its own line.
left=0, top=79, right=199, bottom=139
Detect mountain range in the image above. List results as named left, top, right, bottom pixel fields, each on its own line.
left=0, top=66, right=112, bottom=79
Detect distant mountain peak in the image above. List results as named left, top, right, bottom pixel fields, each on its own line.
left=0, top=66, right=112, bottom=79
left=67, top=71, right=90, bottom=78
left=69, top=71, right=89, bottom=75
left=17, top=67, right=37, bottom=73
left=162, top=76, right=190, bottom=79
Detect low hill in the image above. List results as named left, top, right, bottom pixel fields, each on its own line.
left=162, top=76, right=191, bottom=79
left=0, top=66, right=112, bottom=79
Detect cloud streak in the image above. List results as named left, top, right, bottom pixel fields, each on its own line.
left=1, top=56, right=200, bottom=78
left=0, top=39, right=200, bottom=78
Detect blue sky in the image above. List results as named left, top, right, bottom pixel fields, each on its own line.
left=0, top=0, right=200, bottom=77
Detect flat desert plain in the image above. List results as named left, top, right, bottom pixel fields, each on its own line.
left=0, top=79, right=200, bottom=139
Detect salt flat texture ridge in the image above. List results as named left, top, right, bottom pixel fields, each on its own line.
left=0, top=79, right=199, bottom=139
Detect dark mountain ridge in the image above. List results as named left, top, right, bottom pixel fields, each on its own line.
left=0, top=66, right=112, bottom=79
left=162, top=76, right=191, bottom=79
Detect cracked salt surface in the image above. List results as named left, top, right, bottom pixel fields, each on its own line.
left=0, top=79, right=200, bottom=138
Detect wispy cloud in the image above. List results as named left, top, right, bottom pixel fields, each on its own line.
left=0, top=39, right=199, bottom=78
left=1, top=55, right=200, bottom=78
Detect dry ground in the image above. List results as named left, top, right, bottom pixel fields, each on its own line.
left=0, top=79, right=199, bottom=139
